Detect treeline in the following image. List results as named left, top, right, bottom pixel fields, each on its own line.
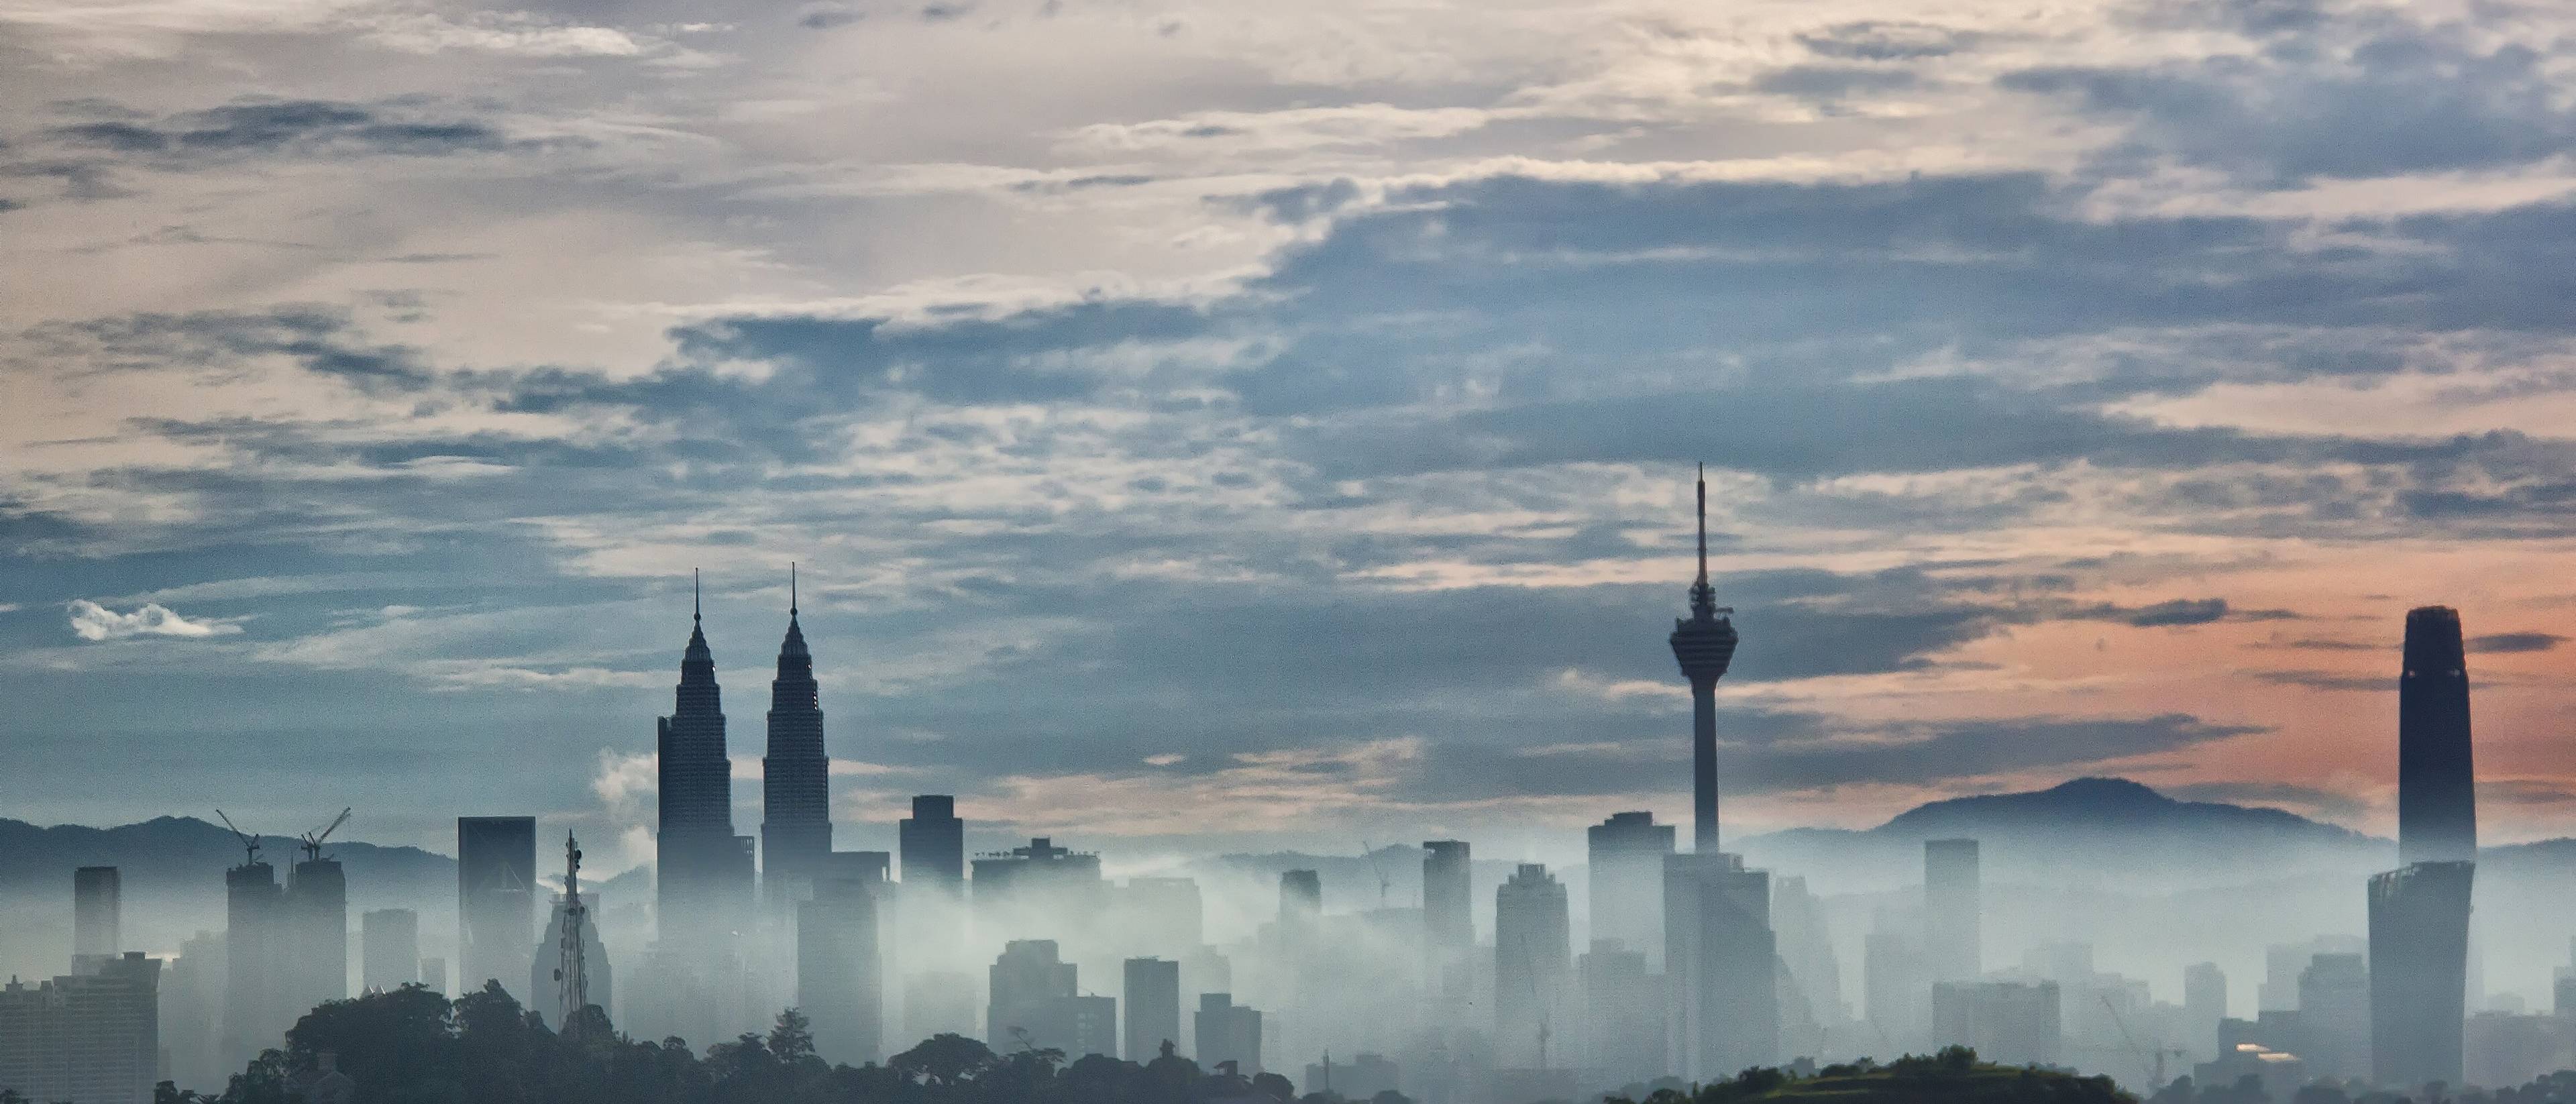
left=144, top=982, right=1407, bottom=1104
left=2145, top=1069, right=2576, bottom=1104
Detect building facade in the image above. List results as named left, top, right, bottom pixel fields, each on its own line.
left=457, top=816, right=537, bottom=996
left=761, top=584, right=830, bottom=912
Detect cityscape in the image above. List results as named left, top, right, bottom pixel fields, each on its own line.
left=0, top=472, right=2564, bottom=1104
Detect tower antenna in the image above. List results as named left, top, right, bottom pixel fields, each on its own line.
left=693, top=567, right=701, bottom=623
left=1696, top=461, right=1708, bottom=586
left=555, top=831, right=590, bottom=1032
left=790, top=561, right=797, bottom=616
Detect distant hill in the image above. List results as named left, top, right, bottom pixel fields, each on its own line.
left=1737, top=777, right=2392, bottom=893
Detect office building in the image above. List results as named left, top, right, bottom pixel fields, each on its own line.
left=1924, top=838, right=1980, bottom=985
left=1864, top=921, right=1929, bottom=1054
left=2298, top=952, right=2369, bottom=1081
left=762, top=573, right=831, bottom=912
left=457, top=816, right=537, bottom=995
left=1124, top=958, right=1181, bottom=1061
left=1932, top=980, right=2060, bottom=1067
left=1587, top=812, right=1674, bottom=969
left=0, top=952, right=162, bottom=1104
left=418, top=957, right=446, bottom=996
left=221, top=854, right=283, bottom=1066
left=798, top=869, right=881, bottom=1065
left=159, top=932, right=223, bottom=1091
left=1495, top=863, right=1570, bottom=1069
left=1423, top=840, right=1472, bottom=1013
left=360, top=909, right=419, bottom=993
left=971, top=838, right=1104, bottom=932
left=1030, top=994, right=1118, bottom=1060
left=1580, top=940, right=1664, bottom=1085
left=2370, top=606, right=2479, bottom=1091
left=1195, top=993, right=1262, bottom=1072
left=72, top=867, right=119, bottom=973
left=659, top=579, right=755, bottom=944
left=987, top=940, right=1078, bottom=1051
left=2184, top=962, right=2226, bottom=1061
left=1666, top=850, right=1776, bottom=1079
left=286, top=848, right=347, bottom=1012
left=2260, top=936, right=2365, bottom=1012
left=1668, top=467, right=1741, bottom=852
left=1279, top=869, right=1322, bottom=927
left=898, top=795, right=965, bottom=891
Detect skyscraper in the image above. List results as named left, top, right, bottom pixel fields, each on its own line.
left=659, top=576, right=753, bottom=944
left=987, top=940, right=1078, bottom=1051
left=0, top=952, right=162, bottom=1104
left=457, top=816, right=536, bottom=995
left=1195, top=993, right=1262, bottom=1072
left=2184, top=962, right=2226, bottom=1060
left=1494, top=863, right=1570, bottom=1070
left=1668, top=465, right=1740, bottom=853
left=1586, top=812, right=1674, bottom=969
left=361, top=909, right=419, bottom=993
left=2371, top=606, right=2479, bottom=1090
left=2298, top=952, right=2369, bottom=1081
left=763, top=567, right=831, bottom=912
left=72, top=867, right=120, bottom=972
left=286, top=846, right=347, bottom=1011
left=221, top=853, right=283, bottom=1068
left=1580, top=940, right=1664, bottom=1085
left=1124, top=957, right=1181, bottom=1061
left=1665, top=851, right=1776, bottom=1079
left=2398, top=606, right=2476, bottom=867
left=1924, top=838, right=1981, bottom=985
left=1279, top=869, right=1322, bottom=926
left=1422, top=840, right=1472, bottom=1017
left=899, top=795, right=965, bottom=891
left=797, top=865, right=881, bottom=1065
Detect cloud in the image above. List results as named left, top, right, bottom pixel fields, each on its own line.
left=2467, top=632, right=2565, bottom=654
left=64, top=599, right=244, bottom=641
left=44, top=99, right=508, bottom=164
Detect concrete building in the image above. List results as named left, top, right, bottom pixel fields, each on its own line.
left=71, top=868, right=119, bottom=973
left=1031, top=994, right=1117, bottom=1060
left=2260, top=936, right=2365, bottom=1012
left=1923, top=839, right=1980, bottom=985
left=797, top=871, right=881, bottom=1065
left=286, top=848, right=347, bottom=1013
left=2370, top=605, right=2479, bottom=1091
left=1124, top=958, right=1181, bottom=1061
left=987, top=940, right=1078, bottom=1051
left=360, top=909, right=419, bottom=993
left=2296, top=952, right=2369, bottom=1082
left=971, top=839, right=1104, bottom=934
left=1195, top=992, right=1262, bottom=1072
left=221, top=854, right=284, bottom=1067
left=2184, top=962, right=2226, bottom=1062
left=418, top=957, right=445, bottom=996
left=1933, top=980, right=2060, bottom=1067
left=1864, top=922, right=1929, bottom=1056
left=898, top=795, right=965, bottom=892
left=0, top=952, right=162, bottom=1104
left=1580, top=940, right=1664, bottom=1086
left=457, top=816, right=536, bottom=996
left=1422, top=840, right=1472, bottom=1016
left=658, top=579, right=755, bottom=946
left=1278, top=870, right=1322, bottom=928
left=1665, top=850, right=1776, bottom=1079
left=158, top=932, right=223, bottom=1092
left=2465, top=1011, right=2575, bottom=1089
left=1586, top=812, right=1674, bottom=971
left=761, top=577, right=832, bottom=912
left=1495, top=864, right=1570, bottom=1070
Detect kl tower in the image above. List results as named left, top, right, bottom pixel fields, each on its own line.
left=1668, top=465, right=1739, bottom=852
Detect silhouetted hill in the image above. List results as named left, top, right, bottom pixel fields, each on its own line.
left=1738, top=777, right=2392, bottom=892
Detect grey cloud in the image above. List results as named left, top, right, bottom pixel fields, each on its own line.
left=24, top=306, right=434, bottom=392
left=1796, top=21, right=1980, bottom=60
left=1755, top=65, right=1921, bottom=101
left=34, top=98, right=512, bottom=172
left=2467, top=632, right=2565, bottom=654
left=2249, top=669, right=2387, bottom=692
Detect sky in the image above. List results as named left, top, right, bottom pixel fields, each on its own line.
left=2, top=0, right=2573, bottom=873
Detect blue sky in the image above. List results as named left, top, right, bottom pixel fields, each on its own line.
left=2, top=0, right=2573, bottom=870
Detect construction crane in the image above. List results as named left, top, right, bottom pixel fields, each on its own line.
left=214, top=810, right=262, bottom=867
left=2101, top=993, right=2190, bottom=1090
left=299, top=807, right=352, bottom=865
left=1360, top=840, right=1391, bottom=908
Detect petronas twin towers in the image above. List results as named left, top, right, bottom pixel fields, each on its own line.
left=654, top=569, right=832, bottom=943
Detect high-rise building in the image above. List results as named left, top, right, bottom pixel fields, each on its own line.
left=221, top=854, right=283, bottom=1066
left=286, top=848, right=348, bottom=1013
left=1124, top=957, right=1181, bottom=1061
left=1422, top=840, right=1472, bottom=1013
left=1665, top=850, right=1776, bottom=1079
left=0, top=952, right=162, bottom=1104
left=1924, top=838, right=1981, bottom=985
left=419, top=957, right=446, bottom=995
left=1194, top=993, right=1262, bottom=1072
left=1028, top=995, right=1117, bottom=1060
left=659, top=577, right=754, bottom=944
left=2373, top=861, right=2476, bottom=1089
left=971, top=838, right=1104, bottom=934
left=2398, top=606, right=2477, bottom=867
left=1771, top=873, right=1847, bottom=1058
left=1864, top=925, right=1930, bottom=1056
left=1580, top=940, right=1664, bottom=1085
left=360, top=909, right=419, bottom=993
left=1495, top=863, right=1570, bottom=1069
left=71, top=867, right=120, bottom=975
left=762, top=569, right=831, bottom=912
left=899, top=795, right=965, bottom=891
left=457, top=816, right=536, bottom=996
left=797, top=865, right=881, bottom=1065
left=2298, top=952, right=2369, bottom=1081
left=987, top=940, right=1078, bottom=1051
left=1668, top=466, right=1740, bottom=853
left=160, top=931, right=223, bottom=1091
left=2371, top=605, right=2479, bottom=1091
left=1932, top=980, right=2060, bottom=1067
left=2260, top=936, right=2365, bottom=1011
left=2184, top=962, right=2226, bottom=1061
left=1587, top=812, right=1674, bottom=970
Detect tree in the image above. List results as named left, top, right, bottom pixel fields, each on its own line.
left=767, top=1009, right=817, bottom=1062
left=1254, top=1070, right=1297, bottom=1100
left=892, top=1032, right=998, bottom=1089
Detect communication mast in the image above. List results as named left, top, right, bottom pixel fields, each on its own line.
left=553, top=832, right=590, bottom=1032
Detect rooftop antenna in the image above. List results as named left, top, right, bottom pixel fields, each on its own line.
left=693, top=567, right=701, bottom=624
left=790, top=561, right=797, bottom=616
left=1696, top=461, right=1708, bottom=586
left=299, top=807, right=352, bottom=865
left=214, top=810, right=261, bottom=867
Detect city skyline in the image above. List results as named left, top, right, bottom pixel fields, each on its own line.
left=7, top=0, right=2576, bottom=864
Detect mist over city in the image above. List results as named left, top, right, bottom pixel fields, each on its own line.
left=4, top=0, right=2576, bottom=1101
